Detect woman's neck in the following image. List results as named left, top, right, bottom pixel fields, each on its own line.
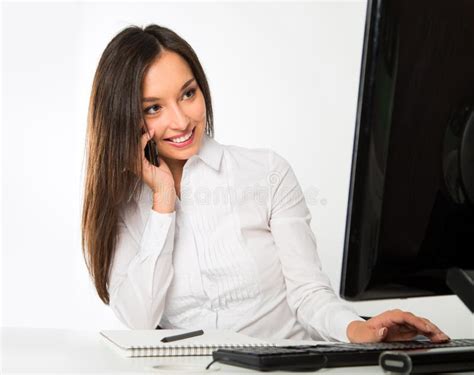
left=162, top=157, right=185, bottom=174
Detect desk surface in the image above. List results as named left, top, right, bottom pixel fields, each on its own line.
left=1, top=327, right=470, bottom=374
left=1, top=327, right=380, bottom=374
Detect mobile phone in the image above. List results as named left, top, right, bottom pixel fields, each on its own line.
left=143, top=129, right=160, bottom=167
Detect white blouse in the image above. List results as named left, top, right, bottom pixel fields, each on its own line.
left=108, top=134, right=363, bottom=342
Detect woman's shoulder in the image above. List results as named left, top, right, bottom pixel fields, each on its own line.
left=218, top=139, right=289, bottom=172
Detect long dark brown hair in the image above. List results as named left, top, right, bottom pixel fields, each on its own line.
left=82, top=24, right=214, bottom=304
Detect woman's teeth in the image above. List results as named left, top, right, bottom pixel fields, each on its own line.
left=167, top=130, right=193, bottom=143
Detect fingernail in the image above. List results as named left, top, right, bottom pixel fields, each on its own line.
left=378, top=327, right=387, bottom=337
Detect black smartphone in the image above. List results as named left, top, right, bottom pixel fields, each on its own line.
left=143, top=129, right=160, bottom=167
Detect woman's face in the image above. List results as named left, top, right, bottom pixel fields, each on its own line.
left=141, top=51, right=206, bottom=164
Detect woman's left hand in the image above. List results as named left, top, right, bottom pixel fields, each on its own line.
left=346, top=309, right=450, bottom=343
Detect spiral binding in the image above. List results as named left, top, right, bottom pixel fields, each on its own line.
left=129, top=343, right=272, bottom=357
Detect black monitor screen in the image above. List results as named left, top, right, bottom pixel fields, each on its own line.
left=340, top=0, right=474, bottom=300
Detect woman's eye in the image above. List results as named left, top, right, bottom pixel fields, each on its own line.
left=144, top=88, right=196, bottom=115
left=145, top=104, right=161, bottom=115
left=183, top=88, right=196, bottom=99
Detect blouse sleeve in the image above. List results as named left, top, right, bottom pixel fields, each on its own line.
left=107, top=207, right=176, bottom=329
left=268, top=150, right=364, bottom=342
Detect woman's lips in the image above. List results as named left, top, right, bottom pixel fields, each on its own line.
left=163, top=127, right=196, bottom=148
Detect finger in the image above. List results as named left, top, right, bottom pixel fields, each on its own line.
left=420, top=318, right=445, bottom=336
left=391, top=313, right=450, bottom=342
left=418, top=318, right=450, bottom=341
left=384, top=311, right=438, bottom=336
left=385, top=329, right=419, bottom=342
left=419, top=318, right=450, bottom=342
left=397, top=324, right=418, bottom=333
left=382, top=322, right=419, bottom=341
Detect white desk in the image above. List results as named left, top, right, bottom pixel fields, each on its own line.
left=1, top=327, right=379, bottom=374
left=0, top=327, right=469, bottom=374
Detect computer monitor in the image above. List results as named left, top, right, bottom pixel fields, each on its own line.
left=340, top=0, right=474, bottom=301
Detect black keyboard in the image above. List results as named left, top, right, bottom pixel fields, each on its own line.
left=210, top=346, right=327, bottom=371
left=211, top=339, right=474, bottom=371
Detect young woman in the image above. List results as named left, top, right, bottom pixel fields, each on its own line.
left=82, top=24, right=449, bottom=343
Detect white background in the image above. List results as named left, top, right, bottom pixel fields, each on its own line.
left=2, top=1, right=472, bottom=337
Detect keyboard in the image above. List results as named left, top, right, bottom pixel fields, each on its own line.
left=211, top=339, right=474, bottom=371
left=210, top=346, right=327, bottom=371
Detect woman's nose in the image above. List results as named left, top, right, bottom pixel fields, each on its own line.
left=167, top=102, right=189, bottom=130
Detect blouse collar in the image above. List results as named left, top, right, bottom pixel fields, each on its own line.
left=192, top=133, right=224, bottom=172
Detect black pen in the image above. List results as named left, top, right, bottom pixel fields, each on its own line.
left=160, top=329, right=204, bottom=343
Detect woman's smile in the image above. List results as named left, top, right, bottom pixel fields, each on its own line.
left=163, top=126, right=196, bottom=148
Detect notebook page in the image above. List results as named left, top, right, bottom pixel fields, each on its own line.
left=100, top=329, right=272, bottom=349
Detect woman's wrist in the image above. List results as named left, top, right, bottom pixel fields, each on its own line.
left=152, top=187, right=176, bottom=213
left=346, top=320, right=366, bottom=343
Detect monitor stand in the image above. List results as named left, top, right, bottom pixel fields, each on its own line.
left=447, top=268, right=474, bottom=313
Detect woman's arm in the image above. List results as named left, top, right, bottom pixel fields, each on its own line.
left=268, top=150, right=363, bottom=342
left=267, top=150, right=450, bottom=343
left=107, top=207, right=176, bottom=329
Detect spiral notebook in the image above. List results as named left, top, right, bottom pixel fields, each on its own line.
left=100, top=329, right=276, bottom=357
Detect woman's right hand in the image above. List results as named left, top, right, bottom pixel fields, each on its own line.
left=139, top=128, right=176, bottom=213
